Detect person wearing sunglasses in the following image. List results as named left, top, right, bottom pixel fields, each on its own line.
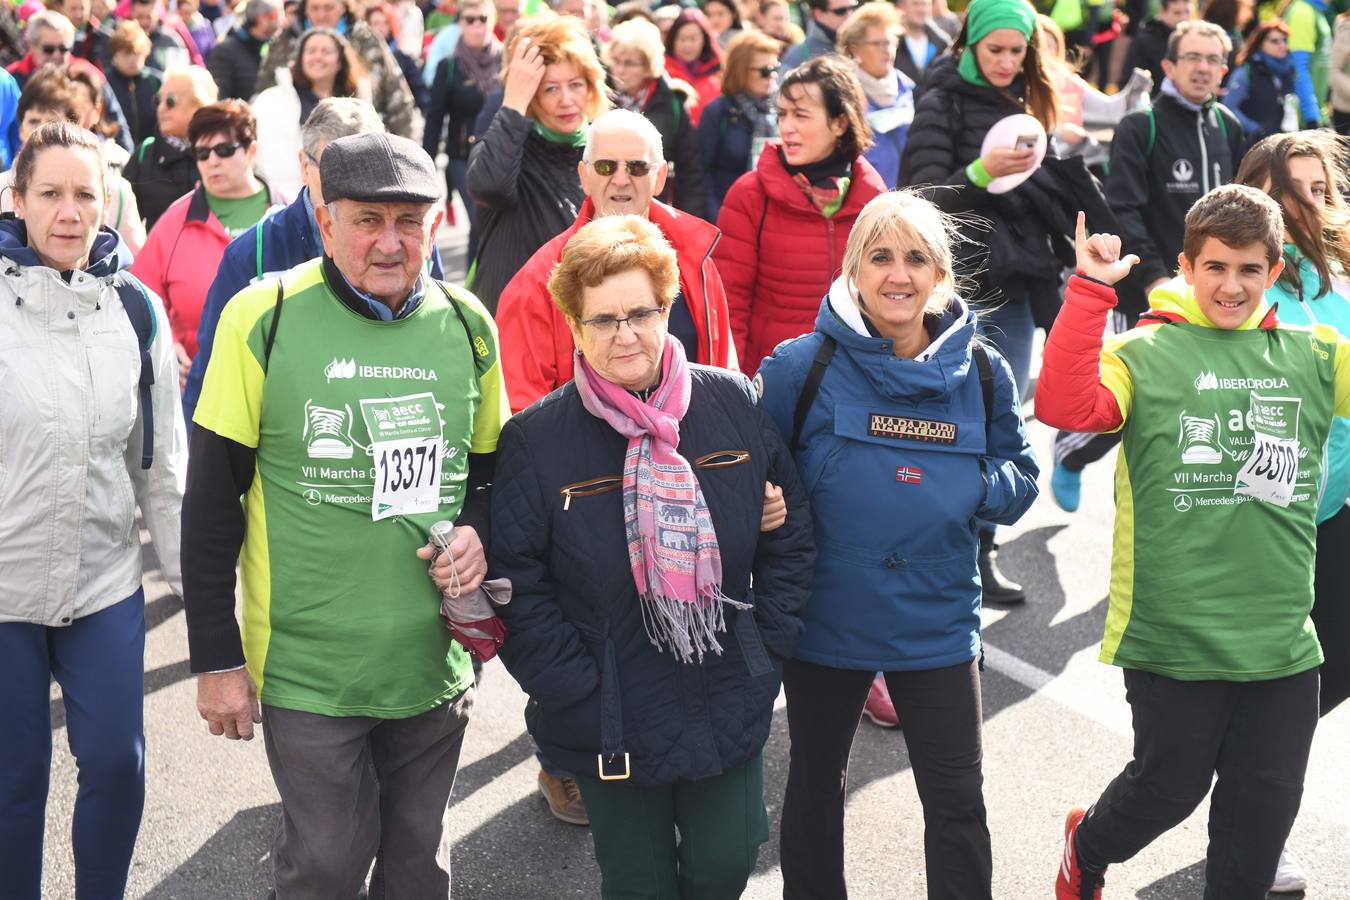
left=780, top=0, right=859, bottom=70
left=4, top=9, right=138, bottom=156
left=604, top=18, right=707, bottom=219
left=697, top=31, right=781, bottom=221
left=123, top=63, right=217, bottom=228
left=252, top=27, right=368, bottom=203
left=131, top=100, right=277, bottom=391
left=423, top=0, right=502, bottom=264
left=490, top=213, right=814, bottom=900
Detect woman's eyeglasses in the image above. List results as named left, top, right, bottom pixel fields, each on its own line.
left=461, top=14, right=489, bottom=23
left=753, top=65, right=777, bottom=77
left=588, top=158, right=653, bottom=177
left=577, top=306, right=668, bottom=336
left=192, top=142, right=248, bottom=160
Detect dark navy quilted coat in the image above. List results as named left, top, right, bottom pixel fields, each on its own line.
left=489, top=366, right=815, bottom=786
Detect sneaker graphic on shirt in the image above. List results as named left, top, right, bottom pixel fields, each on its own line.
left=1178, top=412, right=1223, bottom=465
left=304, top=400, right=357, bottom=460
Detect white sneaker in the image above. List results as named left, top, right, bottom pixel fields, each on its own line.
left=1270, top=847, right=1308, bottom=894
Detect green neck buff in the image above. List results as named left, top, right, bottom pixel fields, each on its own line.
left=533, top=120, right=589, bottom=147
left=956, top=0, right=1037, bottom=87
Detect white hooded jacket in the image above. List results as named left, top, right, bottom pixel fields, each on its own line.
left=0, top=222, right=185, bottom=625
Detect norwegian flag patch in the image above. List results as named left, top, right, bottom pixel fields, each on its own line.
left=895, top=466, right=923, bottom=484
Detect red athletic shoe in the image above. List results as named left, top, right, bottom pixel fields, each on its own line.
left=862, top=674, right=899, bottom=728
left=1056, top=807, right=1106, bottom=900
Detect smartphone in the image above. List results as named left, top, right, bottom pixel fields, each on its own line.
left=1013, top=133, right=1039, bottom=152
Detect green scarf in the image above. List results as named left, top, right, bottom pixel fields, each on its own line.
left=533, top=121, right=589, bottom=147
left=956, top=0, right=1037, bottom=87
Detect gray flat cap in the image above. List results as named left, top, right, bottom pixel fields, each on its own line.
left=320, top=132, right=440, bottom=204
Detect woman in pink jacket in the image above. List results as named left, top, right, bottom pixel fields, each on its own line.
left=130, top=99, right=276, bottom=387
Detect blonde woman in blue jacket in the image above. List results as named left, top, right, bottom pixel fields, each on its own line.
left=1236, top=129, right=1350, bottom=894
left=756, top=190, right=1039, bottom=900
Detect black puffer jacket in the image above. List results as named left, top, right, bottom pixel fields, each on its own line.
left=900, top=55, right=1083, bottom=318
left=641, top=76, right=708, bottom=220
left=489, top=366, right=815, bottom=786
left=123, top=134, right=197, bottom=230
left=466, top=105, right=584, bottom=313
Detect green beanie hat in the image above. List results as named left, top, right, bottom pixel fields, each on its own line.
left=957, top=0, right=1038, bottom=87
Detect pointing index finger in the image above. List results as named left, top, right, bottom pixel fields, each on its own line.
left=1075, top=211, right=1086, bottom=248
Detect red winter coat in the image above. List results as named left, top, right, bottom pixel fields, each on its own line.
left=498, top=197, right=736, bottom=413
left=130, top=185, right=273, bottom=358
left=714, top=144, right=886, bottom=376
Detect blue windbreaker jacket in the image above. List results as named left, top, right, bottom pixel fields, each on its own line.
left=757, top=284, right=1040, bottom=670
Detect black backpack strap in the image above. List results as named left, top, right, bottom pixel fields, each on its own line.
left=790, top=335, right=836, bottom=450
left=263, top=280, right=284, bottom=367
left=972, top=342, right=995, bottom=445
left=115, top=274, right=156, bottom=469
left=434, top=281, right=492, bottom=378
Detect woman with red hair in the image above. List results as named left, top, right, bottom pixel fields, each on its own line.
left=665, top=7, right=722, bottom=124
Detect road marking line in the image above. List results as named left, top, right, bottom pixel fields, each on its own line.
left=982, top=643, right=1132, bottom=738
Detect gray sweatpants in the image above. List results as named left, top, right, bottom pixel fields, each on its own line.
left=261, top=688, right=475, bottom=899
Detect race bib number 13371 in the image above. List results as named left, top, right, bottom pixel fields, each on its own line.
left=359, top=393, right=444, bottom=521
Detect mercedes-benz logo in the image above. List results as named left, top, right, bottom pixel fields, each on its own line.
left=1173, top=494, right=1193, bottom=512
left=303, top=488, right=322, bottom=506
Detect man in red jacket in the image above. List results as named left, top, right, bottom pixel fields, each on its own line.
left=497, top=108, right=737, bottom=415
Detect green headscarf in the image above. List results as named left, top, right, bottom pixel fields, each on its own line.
left=956, top=0, right=1038, bottom=87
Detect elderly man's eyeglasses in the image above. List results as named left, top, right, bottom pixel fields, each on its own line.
left=39, top=43, right=73, bottom=55
left=1176, top=52, right=1225, bottom=66
left=589, top=158, right=653, bottom=177
left=192, top=142, right=248, bottom=160
left=577, top=306, right=667, bottom=335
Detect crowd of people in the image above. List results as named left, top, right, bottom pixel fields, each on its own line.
left=0, top=0, right=1348, bottom=895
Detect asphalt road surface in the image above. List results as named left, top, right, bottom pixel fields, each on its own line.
left=35, top=215, right=1349, bottom=900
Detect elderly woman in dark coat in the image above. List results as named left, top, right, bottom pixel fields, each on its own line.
left=490, top=215, right=814, bottom=900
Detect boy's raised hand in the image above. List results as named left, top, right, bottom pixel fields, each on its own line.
left=1074, top=211, right=1140, bottom=287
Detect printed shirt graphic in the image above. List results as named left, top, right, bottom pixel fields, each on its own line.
left=1095, top=295, right=1350, bottom=681
left=194, top=258, right=509, bottom=717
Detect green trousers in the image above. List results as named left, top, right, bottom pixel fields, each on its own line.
left=574, top=753, right=769, bottom=900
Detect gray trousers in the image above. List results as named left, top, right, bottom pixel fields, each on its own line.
left=261, top=688, right=475, bottom=899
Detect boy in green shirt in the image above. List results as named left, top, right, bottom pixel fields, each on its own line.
left=1037, top=185, right=1350, bottom=899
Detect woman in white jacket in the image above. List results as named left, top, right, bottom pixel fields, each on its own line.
left=252, top=27, right=371, bottom=203
left=0, top=121, right=186, bottom=899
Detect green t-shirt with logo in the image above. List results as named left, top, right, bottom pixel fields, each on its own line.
left=194, top=257, right=510, bottom=717
left=205, top=186, right=270, bottom=238
left=1098, top=303, right=1348, bottom=681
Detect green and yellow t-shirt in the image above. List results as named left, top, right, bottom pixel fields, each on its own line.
left=195, top=257, right=510, bottom=717
left=1096, top=277, right=1350, bottom=681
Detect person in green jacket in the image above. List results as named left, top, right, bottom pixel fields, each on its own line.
left=1235, top=129, right=1350, bottom=895
left=1037, top=184, right=1350, bottom=900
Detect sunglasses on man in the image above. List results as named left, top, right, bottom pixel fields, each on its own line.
left=588, top=159, right=653, bottom=177
left=192, top=142, right=249, bottom=161
left=461, top=14, right=489, bottom=24
left=39, top=43, right=73, bottom=55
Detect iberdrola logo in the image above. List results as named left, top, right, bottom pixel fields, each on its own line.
left=325, top=358, right=357, bottom=382
left=1194, top=371, right=1219, bottom=392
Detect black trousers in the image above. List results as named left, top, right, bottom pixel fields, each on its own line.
left=780, top=658, right=991, bottom=900
left=1074, top=668, right=1319, bottom=900
left=1314, top=505, right=1350, bottom=715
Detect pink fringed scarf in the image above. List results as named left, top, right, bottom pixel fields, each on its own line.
left=573, top=337, right=748, bottom=662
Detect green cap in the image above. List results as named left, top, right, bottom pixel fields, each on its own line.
left=957, top=0, right=1038, bottom=87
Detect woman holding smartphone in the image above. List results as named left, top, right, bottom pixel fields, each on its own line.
left=900, top=0, right=1086, bottom=605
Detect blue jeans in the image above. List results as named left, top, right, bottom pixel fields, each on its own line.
left=0, top=590, right=147, bottom=900
left=974, top=297, right=1035, bottom=402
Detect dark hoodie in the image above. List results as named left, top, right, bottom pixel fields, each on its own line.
left=1121, top=17, right=1175, bottom=95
